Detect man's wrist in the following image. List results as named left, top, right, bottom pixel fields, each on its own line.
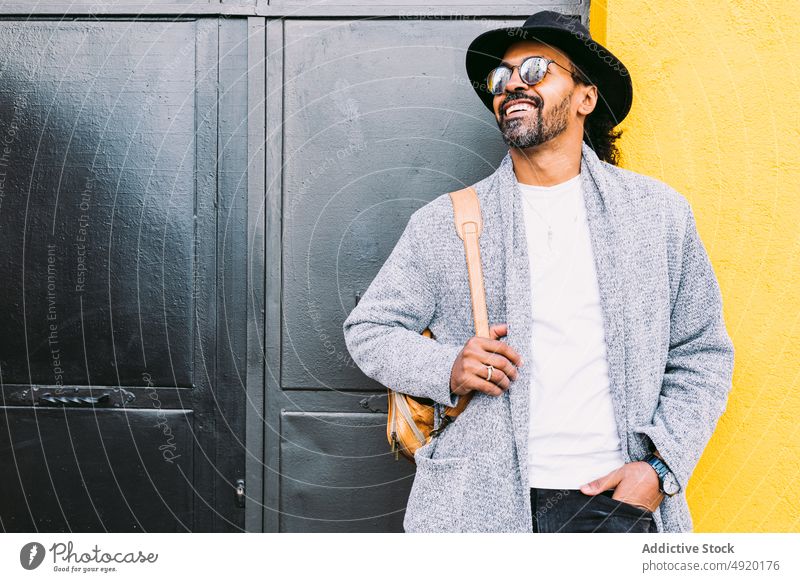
left=643, top=452, right=680, bottom=496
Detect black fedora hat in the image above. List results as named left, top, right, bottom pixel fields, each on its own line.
left=465, top=10, right=633, bottom=126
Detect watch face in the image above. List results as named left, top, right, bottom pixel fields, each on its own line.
left=663, top=473, right=680, bottom=496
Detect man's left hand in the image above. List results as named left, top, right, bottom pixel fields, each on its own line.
left=579, top=462, right=664, bottom=512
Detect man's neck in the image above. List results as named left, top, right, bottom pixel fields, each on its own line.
left=509, top=138, right=582, bottom=187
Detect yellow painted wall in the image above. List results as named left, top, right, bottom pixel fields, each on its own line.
left=590, top=0, right=799, bottom=532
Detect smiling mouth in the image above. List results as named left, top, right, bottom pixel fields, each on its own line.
left=503, top=101, right=537, bottom=118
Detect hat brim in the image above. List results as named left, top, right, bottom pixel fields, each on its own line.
left=465, top=25, right=632, bottom=126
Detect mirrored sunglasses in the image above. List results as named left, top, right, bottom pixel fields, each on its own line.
left=486, top=56, right=573, bottom=95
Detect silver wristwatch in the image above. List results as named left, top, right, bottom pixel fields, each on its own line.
left=643, top=453, right=680, bottom=496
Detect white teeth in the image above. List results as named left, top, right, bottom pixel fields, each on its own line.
left=506, top=103, right=533, bottom=114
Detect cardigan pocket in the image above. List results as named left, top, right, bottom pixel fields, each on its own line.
left=403, top=449, right=467, bottom=533
left=460, top=451, right=528, bottom=532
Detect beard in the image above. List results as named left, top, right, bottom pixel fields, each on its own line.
left=498, top=91, right=572, bottom=149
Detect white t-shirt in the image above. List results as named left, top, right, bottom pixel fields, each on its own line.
left=518, top=173, right=626, bottom=489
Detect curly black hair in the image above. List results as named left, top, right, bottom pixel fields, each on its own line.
left=570, top=69, right=624, bottom=166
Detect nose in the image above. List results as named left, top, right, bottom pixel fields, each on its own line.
left=506, top=65, right=529, bottom=92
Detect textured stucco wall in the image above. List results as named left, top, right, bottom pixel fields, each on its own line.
left=591, top=0, right=799, bottom=532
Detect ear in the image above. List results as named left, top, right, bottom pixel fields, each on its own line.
left=577, top=84, right=598, bottom=116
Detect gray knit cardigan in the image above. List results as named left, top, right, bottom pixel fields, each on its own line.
left=342, top=142, right=735, bottom=533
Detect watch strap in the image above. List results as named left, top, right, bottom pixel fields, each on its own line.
left=643, top=452, right=678, bottom=496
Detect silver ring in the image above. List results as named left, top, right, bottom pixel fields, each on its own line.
left=485, top=364, right=493, bottom=382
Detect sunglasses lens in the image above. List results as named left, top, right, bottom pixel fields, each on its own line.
left=487, top=67, right=511, bottom=95
left=520, top=57, right=547, bottom=85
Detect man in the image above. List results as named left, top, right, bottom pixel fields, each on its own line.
left=342, top=11, right=734, bottom=533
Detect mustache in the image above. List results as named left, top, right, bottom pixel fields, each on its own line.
left=501, top=92, right=543, bottom=116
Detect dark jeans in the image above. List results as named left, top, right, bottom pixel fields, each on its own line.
left=531, top=488, right=657, bottom=533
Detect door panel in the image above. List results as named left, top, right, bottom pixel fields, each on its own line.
left=0, top=17, right=249, bottom=532
left=0, top=408, right=193, bottom=532
left=0, top=20, right=196, bottom=388
left=279, top=411, right=415, bottom=532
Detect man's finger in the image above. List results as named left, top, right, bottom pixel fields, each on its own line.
left=579, top=467, right=623, bottom=495
left=469, top=359, right=511, bottom=390
left=482, top=352, right=520, bottom=382
left=473, top=337, right=523, bottom=368
left=472, top=377, right=505, bottom=397
left=489, top=323, right=508, bottom=340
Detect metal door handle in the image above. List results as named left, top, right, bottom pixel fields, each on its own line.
left=38, top=391, right=112, bottom=406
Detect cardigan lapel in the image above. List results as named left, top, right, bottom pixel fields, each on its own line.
left=492, top=142, right=631, bottom=489
left=497, top=154, right=534, bottom=489
left=579, top=143, right=631, bottom=464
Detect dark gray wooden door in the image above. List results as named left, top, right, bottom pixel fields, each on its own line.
left=0, top=16, right=252, bottom=533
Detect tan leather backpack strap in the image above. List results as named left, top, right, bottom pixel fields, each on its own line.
left=440, top=186, right=489, bottom=420
left=449, top=186, right=490, bottom=339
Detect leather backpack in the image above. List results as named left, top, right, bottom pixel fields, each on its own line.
left=386, top=186, right=490, bottom=462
